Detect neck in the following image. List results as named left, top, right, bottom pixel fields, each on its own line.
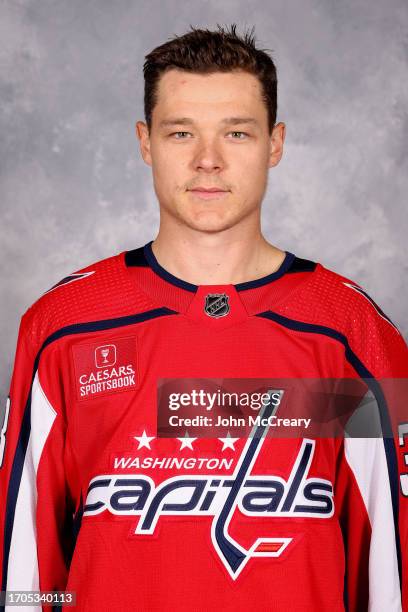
left=151, top=222, right=286, bottom=287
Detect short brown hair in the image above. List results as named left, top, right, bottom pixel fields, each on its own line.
left=143, top=24, right=278, bottom=133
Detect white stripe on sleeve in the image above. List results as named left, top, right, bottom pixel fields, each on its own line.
left=345, top=437, right=402, bottom=611
left=5, top=371, right=57, bottom=611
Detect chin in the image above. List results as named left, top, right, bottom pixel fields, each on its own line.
left=182, top=215, right=240, bottom=233
left=168, top=198, right=248, bottom=232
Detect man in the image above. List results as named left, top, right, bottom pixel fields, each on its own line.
left=0, top=24, right=407, bottom=612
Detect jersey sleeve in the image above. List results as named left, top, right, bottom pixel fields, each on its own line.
left=0, top=313, right=76, bottom=611
left=339, top=289, right=408, bottom=611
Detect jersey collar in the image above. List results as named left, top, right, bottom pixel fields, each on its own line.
left=137, top=240, right=297, bottom=293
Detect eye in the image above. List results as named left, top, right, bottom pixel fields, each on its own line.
left=228, top=131, right=249, bottom=139
left=170, top=131, right=192, bottom=139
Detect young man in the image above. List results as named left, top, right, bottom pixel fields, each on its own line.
left=1, top=24, right=407, bottom=612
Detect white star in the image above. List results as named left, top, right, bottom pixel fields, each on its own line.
left=177, top=431, right=197, bottom=450
left=134, top=430, right=155, bottom=450
left=218, top=431, right=239, bottom=451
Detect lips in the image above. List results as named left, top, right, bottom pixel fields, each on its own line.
left=189, top=187, right=228, bottom=192
left=188, top=187, right=230, bottom=200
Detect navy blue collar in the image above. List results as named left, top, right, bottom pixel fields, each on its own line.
left=125, top=241, right=306, bottom=293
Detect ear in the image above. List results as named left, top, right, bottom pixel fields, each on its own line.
left=268, top=122, right=286, bottom=168
left=136, top=121, right=152, bottom=166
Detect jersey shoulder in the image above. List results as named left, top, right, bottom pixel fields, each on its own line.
left=277, top=261, right=407, bottom=375
left=280, top=260, right=399, bottom=330
left=314, top=263, right=400, bottom=333
left=20, top=250, right=158, bottom=353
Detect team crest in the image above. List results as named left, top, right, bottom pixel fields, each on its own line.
left=204, top=293, right=230, bottom=318
left=84, top=395, right=334, bottom=580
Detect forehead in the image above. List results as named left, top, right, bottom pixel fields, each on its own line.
left=154, top=69, right=265, bottom=119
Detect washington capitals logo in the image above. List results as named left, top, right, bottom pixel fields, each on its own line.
left=84, top=394, right=333, bottom=579
left=204, top=293, right=230, bottom=318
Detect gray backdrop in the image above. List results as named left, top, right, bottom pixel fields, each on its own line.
left=1, top=0, right=407, bottom=405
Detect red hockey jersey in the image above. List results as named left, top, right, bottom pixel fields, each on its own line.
left=1, top=241, right=407, bottom=611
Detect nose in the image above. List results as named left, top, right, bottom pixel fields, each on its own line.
left=192, top=138, right=225, bottom=173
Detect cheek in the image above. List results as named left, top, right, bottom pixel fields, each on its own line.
left=243, top=152, right=269, bottom=183
left=153, top=157, right=186, bottom=193
left=235, top=159, right=266, bottom=187
left=153, top=152, right=175, bottom=179
left=156, top=147, right=187, bottom=173
left=231, top=145, right=268, bottom=171
left=242, top=145, right=269, bottom=167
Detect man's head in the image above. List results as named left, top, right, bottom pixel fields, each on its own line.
left=136, top=24, right=285, bottom=235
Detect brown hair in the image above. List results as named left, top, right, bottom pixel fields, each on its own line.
left=143, top=24, right=278, bottom=133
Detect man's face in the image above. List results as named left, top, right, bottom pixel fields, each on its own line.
left=136, top=69, right=285, bottom=233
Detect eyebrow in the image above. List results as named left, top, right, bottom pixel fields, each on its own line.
left=159, top=117, right=259, bottom=128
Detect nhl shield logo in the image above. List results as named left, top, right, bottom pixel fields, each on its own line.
left=204, top=293, right=230, bottom=318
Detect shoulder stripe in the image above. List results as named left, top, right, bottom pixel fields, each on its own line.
left=40, top=307, right=177, bottom=352
left=43, top=272, right=95, bottom=295
left=342, top=282, right=400, bottom=335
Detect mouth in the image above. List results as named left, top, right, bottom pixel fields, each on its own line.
left=187, top=187, right=230, bottom=201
